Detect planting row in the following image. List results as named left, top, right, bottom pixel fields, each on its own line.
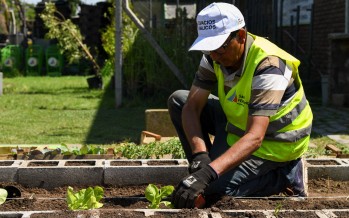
left=0, top=208, right=349, bottom=218
left=0, top=140, right=185, bottom=160
left=0, top=178, right=349, bottom=217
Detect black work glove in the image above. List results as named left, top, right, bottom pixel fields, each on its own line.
left=189, top=152, right=211, bottom=174
left=172, top=164, right=218, bottom=208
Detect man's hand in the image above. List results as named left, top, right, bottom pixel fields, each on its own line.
left=189, top=152, right=211, bottom=173
left=172, top=164, right=218, bottom=208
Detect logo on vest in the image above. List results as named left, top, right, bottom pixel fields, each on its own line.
left=198, top=20, right=216, bottom=31
left=228, top=91, right=248, bottom=106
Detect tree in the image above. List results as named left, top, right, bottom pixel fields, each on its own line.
left=40, top=2, right=102, bottom=88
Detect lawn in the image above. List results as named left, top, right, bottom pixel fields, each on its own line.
left=0, top=76, right=157, bottom=145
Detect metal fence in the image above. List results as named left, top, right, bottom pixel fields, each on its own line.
left=124, top=0, right=314, bottom=95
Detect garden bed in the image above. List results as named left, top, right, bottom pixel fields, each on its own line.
left=0, top=179, right=348, bottom=217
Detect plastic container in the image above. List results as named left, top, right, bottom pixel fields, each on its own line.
left=45, top=45, right=63, bottom=76
left=0, top=45, right=23, bottom=77
left=25, top=45, right=43, bottom=76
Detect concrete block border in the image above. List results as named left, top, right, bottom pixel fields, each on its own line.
left=18, top=160, right=104, bottom=189
left=104, top=159, right=188, bottom=185
left=0, top=158, right=348, bottom=188
left=0, top=160, right=22, bottom=183
left=307, top=158, right=349, bottom=180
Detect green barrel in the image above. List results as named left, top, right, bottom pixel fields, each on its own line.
left=0, top=45, right=23, bottom=77
left=25, top=45, right=43, bottom=76
left=45, top=45, right=63, bottom=76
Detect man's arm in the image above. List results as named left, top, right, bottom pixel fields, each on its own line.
left=172, top=114, right=270, bottom=209
left=182, top=85, right=211, bottom=154
left=209, top=115, right=270, bottom=175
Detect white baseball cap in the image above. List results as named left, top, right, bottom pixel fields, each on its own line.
left=189, top=3, right=245, bottom=52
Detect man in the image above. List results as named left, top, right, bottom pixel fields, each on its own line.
left=168, top=2, right=313, bottom=209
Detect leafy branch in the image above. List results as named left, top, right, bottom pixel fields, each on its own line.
left=40, top=2, right=100, bottom=75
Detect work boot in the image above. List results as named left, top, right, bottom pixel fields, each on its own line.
left=282, top=158, right=307, bottom=197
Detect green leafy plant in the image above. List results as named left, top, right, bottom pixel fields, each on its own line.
left=145, top=184, right=174, bottom=209
left=66, top=186, right=104, bottom=210
left=115, top=138, right=185, bottom=159
left=60, top=144, right=106, bottom=155
left=0, top=188, right=8, bottom=205
left=101, top=1, right=138, bottom=78
left=101, top=2, right=199, bottom=97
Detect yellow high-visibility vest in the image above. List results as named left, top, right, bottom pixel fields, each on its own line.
left=214, top=34, right=313, bottom=162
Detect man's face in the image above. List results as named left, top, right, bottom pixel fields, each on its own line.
left=209, top=29, right=245, bottom=69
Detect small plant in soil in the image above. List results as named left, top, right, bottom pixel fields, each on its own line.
left=66, top=186, right=104, bottom=210
left=0, top=189, right=7, bottom=205
left=273, top=201, right=283, bottom=217
left=145, top=184, right=174, bottom=209
left=115, top=138, right=185, bottom=159
left=60, top=144, right=108, bottom=155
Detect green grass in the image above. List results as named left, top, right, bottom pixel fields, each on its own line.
left=307, top=135, right=349, bottom=157
left=0, top=76, right=153, bottom=145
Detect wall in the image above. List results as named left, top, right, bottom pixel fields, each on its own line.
left=328, top=34, right=349, bottom=106
left=312, top=0, right=345, bottom=78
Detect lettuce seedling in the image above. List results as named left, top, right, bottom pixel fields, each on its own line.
left=0, top=188, right=7, bottom=205
left=66, top=186, right=104, bottom=210
left=145, top=184, right=174, bottom=209
left=60, top=144, right=106, bottom=155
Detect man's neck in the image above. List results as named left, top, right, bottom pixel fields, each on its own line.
left=226, top=52, right=244, bottom=73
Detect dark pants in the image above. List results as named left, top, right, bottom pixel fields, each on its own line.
left=168, top=90, right=301, bottom=197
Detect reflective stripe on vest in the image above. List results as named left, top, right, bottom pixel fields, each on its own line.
left=226, top=94, right=311, bottom=142
left=227, top=122, right=312, bottom=142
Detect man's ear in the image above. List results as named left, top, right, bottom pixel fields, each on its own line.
left=236, top=29, right=246, bottom=43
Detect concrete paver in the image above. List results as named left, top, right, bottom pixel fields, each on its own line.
left=311, top=105, right=349, bottom=147
left=327, top=135, right=349, bottom=145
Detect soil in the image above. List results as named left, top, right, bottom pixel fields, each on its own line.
left=64, top=161, right=96, bottom=166
left=147, top=160, right=179, bottom=165
left=306, top=160, right=339, bottom=165
left=27, top=161, right=59, bottom=167
left=110, top=161, right=142, bottom=166
left=0, top=178, right=348, bottom=217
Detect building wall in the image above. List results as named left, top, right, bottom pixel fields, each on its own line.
left=241, top=0, right=346, bottom=97
left=312, top=0, right=345, bottom=77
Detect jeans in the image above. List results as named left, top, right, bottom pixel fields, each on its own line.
left=168, top=90, right=300, bottom=197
